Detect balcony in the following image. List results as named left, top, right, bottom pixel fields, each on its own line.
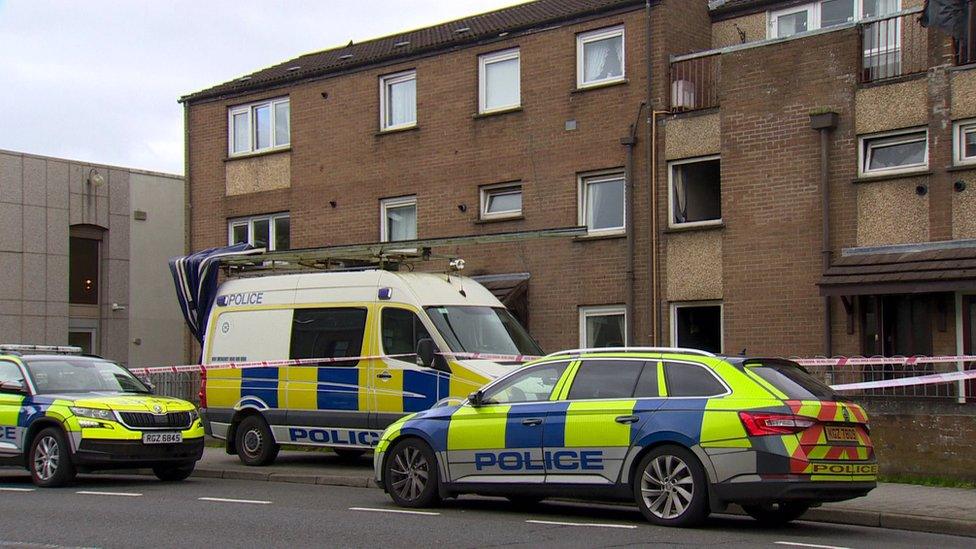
left=957, top=1, right=976, bottom=66
left=859, top=9, right=928, bottom=84
left=669, top=52, right=720, bottom=112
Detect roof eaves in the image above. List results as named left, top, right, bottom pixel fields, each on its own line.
left=709, top=0, right=805, bottom=21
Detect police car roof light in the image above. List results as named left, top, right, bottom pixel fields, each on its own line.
left=0, top=344, right=84, bottom=355
left=543, top=347, right=717, bottom=358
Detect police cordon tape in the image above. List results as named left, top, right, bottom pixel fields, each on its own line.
left=127, top=351, right=976, bottom=392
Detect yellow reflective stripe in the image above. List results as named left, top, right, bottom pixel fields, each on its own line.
left=700, top=400, right=750, bottom=447
left=551, top=360, right=580, bottom=401
left=563, top=400, right=635, bottom=447
left=656, top=362, right=667, bottom=397
left=0, top=394, right=24, bottom=426
left=448, top=405, right=510, bottom=450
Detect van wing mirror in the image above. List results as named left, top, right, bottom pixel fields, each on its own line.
left=415, top=338, right=436, bottom=368
left=0, top=380, right=27, bottom=394
left=467, top=390, right=485, bottom=407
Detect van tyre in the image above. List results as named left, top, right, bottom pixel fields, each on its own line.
left=385, top=439, right=440, bottom=508
left=742, top=502, right=810, bottom=526
left=634, top=445, right=709, bottom=527
left=153, top=463, right=195, bottom=482
left=333, top=448, right=366, bottom=460
left=235, top=415, right=279, bottom=466
left=29, top=427, right=76, bottom=488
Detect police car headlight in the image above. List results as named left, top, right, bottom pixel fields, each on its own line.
left=187, top=408, right=199, bottom=421
left=71, top=407, right=116, bottom=422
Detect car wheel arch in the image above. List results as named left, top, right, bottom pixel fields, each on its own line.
left=624, top=438, right=714, bottom=487
left=381, top=435, right=441, bottom=487
left=23, top=418, right=70, bottom=468
left=226, top=408, right=266, bottom=455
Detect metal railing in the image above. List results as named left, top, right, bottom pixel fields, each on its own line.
left=669, top=52, right=720, bottom=112
left=804, top=361, right=974, bottom=402
left=860, top=10, right=928, bottom=83
left=144, top=371, right=201, bottom=406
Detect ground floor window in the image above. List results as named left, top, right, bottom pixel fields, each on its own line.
left=579, top=306, right=626, bottom=348
left=671, top=302, right=722, bottom=353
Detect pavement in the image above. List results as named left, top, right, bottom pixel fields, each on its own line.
left=103, top=447, right=976, bottom=539
left=1, top=474, right=973, bottom=549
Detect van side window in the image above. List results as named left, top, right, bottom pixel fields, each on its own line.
left=381, top=308, right=433, bottom=359
left=632, top=362, right=660, bottom=398
left=290, top=308, right=368, bottom=367
left=664, top=361, right=726, bottom=397
left=567, top=359, right=644, bottom=400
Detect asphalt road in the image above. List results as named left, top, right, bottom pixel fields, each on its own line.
left=0, top=471, right=972, bottom=549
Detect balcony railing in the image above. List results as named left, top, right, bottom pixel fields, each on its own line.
left=669, top=52, right=720, bottom=112
left=956, top=1, right=976, bottom=66
left=859, top=10, right=928, bottom=83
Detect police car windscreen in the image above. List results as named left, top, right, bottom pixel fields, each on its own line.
left=746, top=362, right=838, bottom=401
left=24, top=358, right=151, bottom=395
left=425, top=306, right=542, bottom=356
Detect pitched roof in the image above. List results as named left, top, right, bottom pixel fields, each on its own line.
left=181, top=0, right=645, bottom=104
left=819, top=243, right=976, bottom=296
left=709, top=0, right=802, bottom=20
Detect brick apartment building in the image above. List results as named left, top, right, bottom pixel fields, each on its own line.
left=180, top=0, right=976, bottom=363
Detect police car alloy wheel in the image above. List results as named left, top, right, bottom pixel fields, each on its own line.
left=235, top=415, right=280, bottom=466
left=742, top=502, right=811, bottom=526
left=386, top=439, right=440, bottom=508
left=634, top=445, right=708, bottom=527
left=29, top=427, right=77, bottom=487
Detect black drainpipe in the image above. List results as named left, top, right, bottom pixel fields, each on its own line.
left=811, top=111, right=839, bottom=356
left=622, top=103, right=646, bottom=346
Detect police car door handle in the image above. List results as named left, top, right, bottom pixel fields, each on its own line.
left=376, top=371, right=393, bottom=381
left=615, top=415, right=639, bottom=424
left=521, top=418, right=543, bottom=426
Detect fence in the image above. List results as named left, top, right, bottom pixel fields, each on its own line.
left=802, top=360, right=974, bottom=402
left=144, top=371, right=201, bottom=406
left=669, top=52, right=720, bottom=112
left=860, top=10, right=928, bottom=83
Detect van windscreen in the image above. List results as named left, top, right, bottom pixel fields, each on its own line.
left=425, top=306, right=542, bottom=358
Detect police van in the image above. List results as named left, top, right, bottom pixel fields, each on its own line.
left=199, top=269, right=542, bottom=466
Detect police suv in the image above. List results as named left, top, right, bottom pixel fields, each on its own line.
left=0, top=345, right=205, bottom=487
left=375, top=347, right=877, bottom=527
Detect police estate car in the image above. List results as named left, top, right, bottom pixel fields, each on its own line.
left=375, top=347, right=876, bottom=527
left=0, top=345, right=205, bottom=487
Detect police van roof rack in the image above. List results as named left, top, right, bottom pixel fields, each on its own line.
left=220, top=226, right=587, bottom=276
left=544, top=347, right=717, bottom=358
left=0, top=344, right=83, bottom=356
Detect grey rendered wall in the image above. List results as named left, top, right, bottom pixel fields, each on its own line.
left=127, top=172, right=185, bottom=367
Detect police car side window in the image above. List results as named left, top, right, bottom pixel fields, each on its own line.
left=664, top=361, right=726, bottom=397
left=0, top=361, right=24, bottom=385
left=290, top=308, right=368, bottom=367
left=381, top=308, right=433, bottom=358
left=567, top=360, right=644, bottom=400
left=632, top=362, right=660, bottom=398
left=483, top=362, right=568, bottom=404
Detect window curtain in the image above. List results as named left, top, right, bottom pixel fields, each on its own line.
left=387, top=205, right=417, bottom=241
left=485, top=57, right=519, bottom=109
left=587, top=179, right=624, bottom=230
left=584, top=36, right=622, bottom=82
left=672, top=167, right=688, bottom=224
left=388, top=79, right=416, bottom=126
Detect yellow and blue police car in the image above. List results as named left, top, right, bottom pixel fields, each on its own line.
left=0, top=345, right=205, bottom=487
left=375, top=347, right=877, bottom=527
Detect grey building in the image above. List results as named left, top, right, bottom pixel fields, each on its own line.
left=0, top=149, right=185, bottom=368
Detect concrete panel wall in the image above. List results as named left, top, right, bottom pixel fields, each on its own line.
left=664, top=112, right=721, bottom=160
left=665, top=230, right=723, bottom=301
left=855, top=78, right=928, bottom=135
left=856, top=178, right=930, bottom=246
left=951, top=69, right=976, bottom=120
left=128, top=172, right=186, bottom=368
left=225, top=153, right=291, bottom=196
left=951, top=169, right=976, bottom=239
left=711, top=13, right=766, bottom=49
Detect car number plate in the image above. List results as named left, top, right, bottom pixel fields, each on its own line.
left=825, top=426, right=857, bottom=443
left=142, top=432, right=183, bottom=444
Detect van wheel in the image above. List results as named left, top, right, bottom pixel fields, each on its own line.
left=634, top=445, right=709, bottom=527
left=29, top=428, right=76, bottom=487
left=385, top=439, right=440, bottom=508
left=333, top=448, right=366, bottom=460
left=153, top=463, right=195, bottom=482
left=235, top=415, right=279, bottom=466
left=742, top=502, right=810, bottom=526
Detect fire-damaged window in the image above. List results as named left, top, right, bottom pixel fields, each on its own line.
left=671, top=302, right=723, bottom=354
left=669, top=156, right=721, bottom=227
left=860, top=295, right=934, bottom=356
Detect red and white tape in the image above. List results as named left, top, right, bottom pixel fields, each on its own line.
left=794, top=355, right=976, bottom=367
left=829, top=368, right=976, bottom=391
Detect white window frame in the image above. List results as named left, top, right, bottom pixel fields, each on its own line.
left=578, top=170, right=626, bottom=236
left=227, top=213, right=290, bottom=251
left=227, top=97, right=290, bottom=156
left=670, top=301, right=724, bottom=354
left=767, top=1, right=901, bottom=39
left=379, top=70, right=417, bottom=132
left=480, top=182, right=523, bottom=220
left=668, top=154, right=722, bottom=229
left=380, top=195, right=417, bottom=243
left=953, top=119, right=976, bottom=166
left=576, top=25, right=626, bottom=89
left=858, top=127, right=929, bottom=177
left=579, top=305, right=628, bottom=348
left=479, top=48, right=521, bottom=114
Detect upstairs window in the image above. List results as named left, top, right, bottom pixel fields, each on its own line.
left=228, top=98, right=290, bottom=156
left=69, top=236, right=100, bottom=305
left=228, top=213, right=290, bottom=251
left=669, top=156, right=721, bottom=228
left=480, top=183, right=523, bottom=220
left=954, top=119, right=976, bottom=166
left=380, top=70, right=417, bottom=131
left=381, top=196, right=417, bottom=242
left=769, top=0, right=900, bottom=39
left=577, top=26, right=625, bottom=88
left=579, top=171, right=625, bottom=235
left=859, top=128, right=928, bottom=176
left=479, top=48, right=521, bottom=113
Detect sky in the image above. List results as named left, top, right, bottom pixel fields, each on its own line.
left=0, top=0, right=531, bottom=175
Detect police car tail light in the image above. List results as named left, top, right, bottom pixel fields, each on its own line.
left=739, top=412, right=817, bottom=436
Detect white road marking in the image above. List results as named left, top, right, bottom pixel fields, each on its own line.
left=349, top=507, right=441, bottom=516
left=0, top=487, right=35, bottom=492
left=525, top=519, right=638, bottom=530
left=775, top=542, right=853, bottom=549
left=198, top=497, right=271, bottom=505
left=0, top=541, right=99, bottom=549
left=75, top=491, right=142, bottom=497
